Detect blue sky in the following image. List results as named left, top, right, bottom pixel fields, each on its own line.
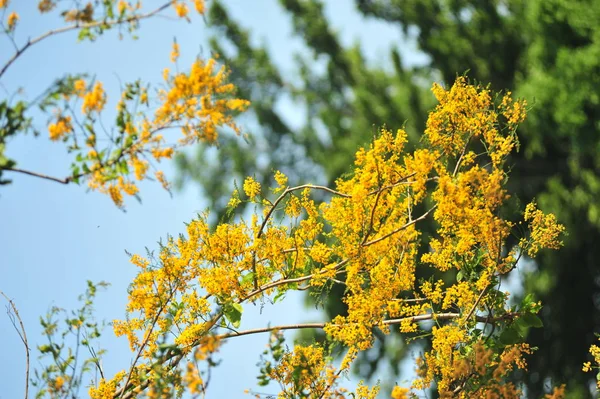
left=0, top=1, right=424, bottom=397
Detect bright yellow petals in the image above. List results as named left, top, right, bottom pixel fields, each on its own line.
left=48, top=116, right=73, bottom=141
left=88, top=371, right=126, bottom=399
left=243, top=176, right=261, bottom=199
left=116, top=0, right=127, bottom=14
left=46, top=44, right=249, bottom=208
left=183, top=362, right=204, bottom=394
left=82, top=82, right=107, bottom=114
left=7, top=11, right=18, bottom=30
left=391, top=385, right=410, bottom=399
left=173, top=1, right=188, bottom=18
left=170, top=41, right=180, bottom=63
left=193, top=0, right=205, bottom=14
left=0, top=0, right=8, bottom=8
left=275, top=171, right=287, bottom=189
left=100, top=78, right=566, bottom=398
left=151, top=146, right=174, bottom=160
left=522, top=201, right=566, bottom=256
left=155, top=57, right=249, bottom=144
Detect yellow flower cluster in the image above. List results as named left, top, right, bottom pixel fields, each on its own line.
left=98, top=78, right=565, bottom=398
left=82, top=82, right=107, bottom=114
left=270, top=344, right=351, bottom=398
left=156, top=58, right=250, bottom=144
left=48, top=116, right=73, bottom=141
left=583, top=338, right=600, bottom=388
left=243, top=176, right=261, bottom=198
left=44, top=44, right=249, bottom=208
left=7, top=11, right=18, bottom=30
left=522, top=201, right=566, bottom=257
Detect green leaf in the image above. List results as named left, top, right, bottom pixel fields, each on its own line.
left=521, top=313, right=543, bottom=328
left=241, top=272, right=254, bottom=286
left=273, top=290, right=286, bottom=303
left=224, top=303, right=243, bottom=328
left=499, top=327, right=522, bottom=346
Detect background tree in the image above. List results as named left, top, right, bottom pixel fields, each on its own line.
left=176, top=1, right=600, bottom=396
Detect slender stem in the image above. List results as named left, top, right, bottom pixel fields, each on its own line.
left=0, top=3, right=173, bottom=79
left=216, top=312, right=517, bottom=340
left=2, top=167, right=71, bottom=184
left=362, top=205, right=436, bottom=247
left=242, top=259, right=348, bottom=301
left=1, top=291, right=29, bottom=399
left=257, top=184, right=350, bottom=239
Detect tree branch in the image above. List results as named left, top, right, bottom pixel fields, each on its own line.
left=0, top=3, right=173, bottom=79
left=362, top=205, right=436, bottom=247
left=2, top=167, right=72, bottom=184
left=216, top=311, right=518, bottom=340
left=1, top=291, right=29, bottom=399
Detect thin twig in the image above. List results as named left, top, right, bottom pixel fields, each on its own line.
left=1, top=291, right=29, bottom=399
left=363, top=205, right=436, bottom=247
left=257, top=184, right=350, bottom=240
left=242, top=259, right=349, bottom=301
left=3, top=167, right=71, bottom=184
left=0, top=3, right=172, bottom=79
left=216, top=312, right=517, bottom=340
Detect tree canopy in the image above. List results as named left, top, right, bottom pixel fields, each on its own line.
left=1, top=1, right=600, bottom=398
left=176, top=1, right=600, bottom=396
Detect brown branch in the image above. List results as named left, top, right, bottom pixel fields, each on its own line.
left=463, top=285, right=489, bottom=326
left=118, top=288, right=176, bottom=399
left=257, top=184, right=350, bottom=239
left=367, top=172, right=417, bottom=195
left=2, top=167, right=72, bottom=184
left=361, top=188, right=384, bottom=245
left=242, top=259, right=349, bottom=301
left=0, top=3, right=173, bottom=79
left=362, top=205, right=436, bottom=247
left=1, top=291, right=29, bottom=399
left=216, top=312, right=517, bottom=340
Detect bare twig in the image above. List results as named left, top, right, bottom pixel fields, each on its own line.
left=1, top=291, right=30, bottom=399
left=2, top=167, right=72, bottom=184
left=0, top=3, right=173, bottom=79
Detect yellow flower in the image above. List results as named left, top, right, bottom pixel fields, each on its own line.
left=155, top=170, right=170, bottom=190
left=194, top=0, right=205, bottom=14
left=7, top=11, right=18, bottom=30
left=38, top=0, right=55, bottom=12
left=391, top=385, right=410, bottom=399
left=243, top=176, right=260, bottom=199
left=139, top=89, right=148, bottom=105
left=117, top=0, right=127, bottom=14
left=48, top=116, right=73, bottom=141
left=170, top=41, right=180, bottom=63
left=82, top=82, right=107, bottom=114
left=273, top=170, right=288, bottom=193
left=73, top=79, right=86, bottom=97
left=0, top=0, right=8, bottom=9
left=174, top=1, right=188, bottom=18
left=227, top=189, right=241, bottom=208
left=583, top=361, right=592, bottom=372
